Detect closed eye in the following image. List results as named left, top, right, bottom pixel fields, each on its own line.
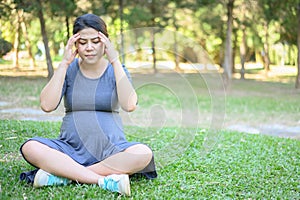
left=78, top=39, right=87, bottom=45
left=92, top=38, right=100, bottom=44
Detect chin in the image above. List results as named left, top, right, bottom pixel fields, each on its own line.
left=83, top=57, right=98, bottom=64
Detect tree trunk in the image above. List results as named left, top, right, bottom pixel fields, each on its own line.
left=150, top=0, right=157, bottom=73
left=119, top=0, right=125, bottom=64
left=173, top=7, right=180, bottom=72
left=240, top=23, right=246, bottom=80
left=232, top=27, right=237, bottom=74
left=13, top=10, right=21, bottom=69
left=134, top=29, right=142, bottom=61
left=223, top=0, right=234, bottom=87
left=296, top=3, right=300, bottom=88
left=65, top=16, right=70, bottom=43
left=20, top=10, right=35, bottom=68
left=263, top=22, right=270, bottom=72
left=36, top=0, right=53, bottom=79
left=173, top=30, right=180, bottom=71
left=151, top=29, right=157, bottom=73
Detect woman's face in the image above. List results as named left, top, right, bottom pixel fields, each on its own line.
left=76, top=28, right=105, bottom=64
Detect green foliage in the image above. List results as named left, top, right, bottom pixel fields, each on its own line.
left=0, top=0, right=298, bottom=73
left=0, top=38, right=13, bottom=58
left=49, top=0, right=76, bottom=16
left=124, top=6, right=153, bottom=28
left=277, top=0, right=298, bottom=45
left=0, top=1, right=14, bottom=19
left=13, top=0, right=38, bottom=13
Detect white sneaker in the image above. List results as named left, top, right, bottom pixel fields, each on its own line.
left=99, top=174, right=131, bottom=196
left=33, top=169, right=71, bottom=188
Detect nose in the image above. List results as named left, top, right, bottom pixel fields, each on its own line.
left=86, top=41, right=93, bottom=50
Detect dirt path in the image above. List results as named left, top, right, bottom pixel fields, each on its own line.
left=0, top=65, right=299, bottom=140
left=1, top=101, right=299, bottom=140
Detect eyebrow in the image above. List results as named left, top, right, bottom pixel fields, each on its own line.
left=79, top=37, right=99, bottom=41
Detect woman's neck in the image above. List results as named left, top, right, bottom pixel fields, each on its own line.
left=78, top=57, right=108, bottom=79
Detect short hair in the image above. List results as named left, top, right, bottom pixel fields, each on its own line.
left=73, top=13, right=108, bottom=37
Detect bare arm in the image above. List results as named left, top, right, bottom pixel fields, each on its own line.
left=112, top=59, right=138, bottom=112
left=40, top=33, right=80, bottom=112
left=98, top=32, right=137, bottom=112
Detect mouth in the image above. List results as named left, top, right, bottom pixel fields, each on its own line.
left=85, top=55, right=96, bottom=58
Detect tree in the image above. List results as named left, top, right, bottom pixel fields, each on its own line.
left=196, top=0, right=235, bottom=87
left=13, top=8, right=21, bottom=68
left=37, top=0, right=53, bottom=78
left=126, top=0, right=170, bottom=72
left=170, top=1, right=180, bottom=71
left=235, top=0, right=256, bottom=80
left=49, top=0, right=76, bottom=43
left=19, top=10, right=35, bottom=68
left=256, top=0, right=283, bottom=72
left=223, top=0, right=235, bottom=86
left=276, top=0, right=300, bottom=88
left=119, top=0, right=125, bottom=63
left=0, top=0, right=13, bottom=19
left=12, top=0, right=77, bottom=78
left=297, top=3, right=300, bottom=88
left=0, top=38, right=13, bottom=58
left=13, top=0, right=54, bottom=78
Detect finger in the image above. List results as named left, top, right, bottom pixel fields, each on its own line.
left=71, top=33, right=80, bottom=44
left=98, top=31, right=107, bottom=39
left=98, top=31, right=109, bottom=43
left=67, top=33, right=80, bottom=47
left=72, top=49, right=78, bottom=57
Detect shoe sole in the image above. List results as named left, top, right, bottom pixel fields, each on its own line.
left=33, top=169, right=47, bottom=188
left=123, top=175, right=131, bottom=196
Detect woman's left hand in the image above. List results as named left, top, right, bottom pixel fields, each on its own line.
left=98, top=31, right=119, bottom=64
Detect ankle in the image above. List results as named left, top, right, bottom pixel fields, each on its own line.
left=98, top=178, right=104, bottom=187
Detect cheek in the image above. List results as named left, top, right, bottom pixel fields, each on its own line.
left=77, top=45, right=87, bottom=56
left=96, top=44, right=105, bottom=53
left=76, top=46, right=85, bottom=57
left=77, top=44, right=85, bottom=51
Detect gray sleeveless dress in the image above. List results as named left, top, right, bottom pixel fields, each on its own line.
left=20, top=58, right=157, bottom=179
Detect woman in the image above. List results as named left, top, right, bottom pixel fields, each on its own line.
left=20, top=13, right=157, bottom=196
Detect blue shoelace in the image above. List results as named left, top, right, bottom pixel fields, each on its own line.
left=103, top=178, right=119, bottom=192
left=48, top=175, right=69, bottom=186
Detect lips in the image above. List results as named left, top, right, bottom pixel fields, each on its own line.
left=85, top=55, right=96, bottom=58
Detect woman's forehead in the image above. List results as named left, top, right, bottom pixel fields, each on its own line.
left=78, top=28, right=98, bottom=39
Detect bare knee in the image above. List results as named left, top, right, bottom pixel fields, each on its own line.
left=21, top=140, right=46, bottom=163
left=125, top=144, right=153, bottom=167
left=126, top=144, right=153, bottom=155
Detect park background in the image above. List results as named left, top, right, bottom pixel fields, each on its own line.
left=0, top=0, right=299, bottom=199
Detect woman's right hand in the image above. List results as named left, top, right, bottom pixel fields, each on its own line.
left=40, top=33, right=81, bottom=112
left=61, top=33, right=81, bottom=66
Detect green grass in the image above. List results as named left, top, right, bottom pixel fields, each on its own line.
left=0, top=74, right=299, bottom=125
left=0, top=72, right=300, bottom=198
left=0, top=120, right=299, bottom=199
left=133, top=73, right=300, bottom=126
left=0, top=76, right=47, bottom=108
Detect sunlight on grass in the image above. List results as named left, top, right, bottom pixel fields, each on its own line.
left=0, top=120, right=299, bottom=199
left=0, top=60, right=299, bottom=198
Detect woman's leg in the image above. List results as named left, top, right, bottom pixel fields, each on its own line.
left=21, top=140, right=102, bottom=184
left=87, top=144, right=153, bottom=176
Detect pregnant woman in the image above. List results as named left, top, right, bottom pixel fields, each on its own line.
left=19, top=13, right=157, bottom=196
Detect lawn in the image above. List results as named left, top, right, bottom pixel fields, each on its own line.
left=0, top=69, right=300, bottom=199
left=0, top=120, right=299, bottom=199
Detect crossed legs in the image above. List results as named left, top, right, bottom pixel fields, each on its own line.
left=21, top=140, right=153, bottom=184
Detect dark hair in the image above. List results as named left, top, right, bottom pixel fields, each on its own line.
left=73, top=14, right=108, bottom=37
